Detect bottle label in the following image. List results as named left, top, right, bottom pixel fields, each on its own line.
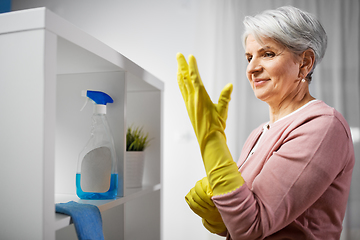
left=81, top=146, right=112, bottom=192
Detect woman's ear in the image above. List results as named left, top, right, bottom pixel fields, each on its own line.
left=299, top=49, right=315, bottom=78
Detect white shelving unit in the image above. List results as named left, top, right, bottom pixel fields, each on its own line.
left=0, top=8, right=163, bottom=240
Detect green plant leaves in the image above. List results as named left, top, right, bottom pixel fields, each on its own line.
left=126, top=126, right=150, bottom=151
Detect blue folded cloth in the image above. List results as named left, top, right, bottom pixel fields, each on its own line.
left=56, top=201, right=104, bottom=240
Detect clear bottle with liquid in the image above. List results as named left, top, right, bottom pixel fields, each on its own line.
left=77, top=90, right=118, bottom=199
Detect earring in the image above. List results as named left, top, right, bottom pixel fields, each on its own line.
left=301, top=79, right=306, bottom=83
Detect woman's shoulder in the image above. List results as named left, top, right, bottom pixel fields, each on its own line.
left=283, top=100, right=351, bottom=138
left=302, top=100, right=348, bottom=126
left=306, top=100, right=337, bottom=115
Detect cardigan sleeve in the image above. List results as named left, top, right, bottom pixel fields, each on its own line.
left=212, top=114, right=354, bottom=240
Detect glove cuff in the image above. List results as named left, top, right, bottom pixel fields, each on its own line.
left=209, top=163, right=244, bottom=196
left=202, top=131, right=245, bottom=196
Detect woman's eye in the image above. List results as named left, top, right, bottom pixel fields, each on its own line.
left=264, top=52, right=275, bottom=58
left=247, top=56, right=252, bottom=63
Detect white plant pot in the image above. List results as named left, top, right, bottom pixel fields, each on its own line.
left=125, top=151, right=145, bottom=188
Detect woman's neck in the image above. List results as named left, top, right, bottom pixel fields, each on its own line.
left=268, top=92, right=315, bottom=123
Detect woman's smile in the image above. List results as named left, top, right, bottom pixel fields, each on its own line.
left=253, top=78, right=270, bottom=88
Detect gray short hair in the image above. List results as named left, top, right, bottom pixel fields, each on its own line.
left=243, top=6, right=327, bottom=82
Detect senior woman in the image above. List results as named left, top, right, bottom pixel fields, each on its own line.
left=177, top=6, right=355, bottom=240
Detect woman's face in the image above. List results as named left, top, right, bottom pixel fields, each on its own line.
left=245, top=34, right=302, bottom=106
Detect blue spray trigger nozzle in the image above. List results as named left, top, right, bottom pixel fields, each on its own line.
left=81, top=90, right=114, bottom=112
left=86, top=90, right=113, bottom=105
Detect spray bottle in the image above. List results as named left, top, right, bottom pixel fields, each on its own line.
left=77, top=90, right=118, bottom=199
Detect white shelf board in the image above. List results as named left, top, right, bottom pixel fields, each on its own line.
left=54, top=184, right=161, bottom=231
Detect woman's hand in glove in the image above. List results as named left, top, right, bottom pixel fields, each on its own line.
left=176, top=53, right=232, bottom=151
left=185, top=177, right=227, bottom=234
left=177, top=53, right=244, bottom=196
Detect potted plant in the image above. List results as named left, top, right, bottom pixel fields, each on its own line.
left=125, top=126, right=150, bottom=188
left=126, top=126, right=150, bottom=152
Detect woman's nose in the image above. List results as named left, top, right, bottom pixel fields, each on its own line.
left=247, top=58, right=263, bottom=75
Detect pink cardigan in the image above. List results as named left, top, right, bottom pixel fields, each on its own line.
left=212, top=100, right=355, bottom=240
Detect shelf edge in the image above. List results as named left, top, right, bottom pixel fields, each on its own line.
left=54, top=184, right=161, bottom=230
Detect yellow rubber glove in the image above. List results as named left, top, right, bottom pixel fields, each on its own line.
left=185, top=177, right=227, bottom=234
left=177, top=53, right=244, bottom=195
